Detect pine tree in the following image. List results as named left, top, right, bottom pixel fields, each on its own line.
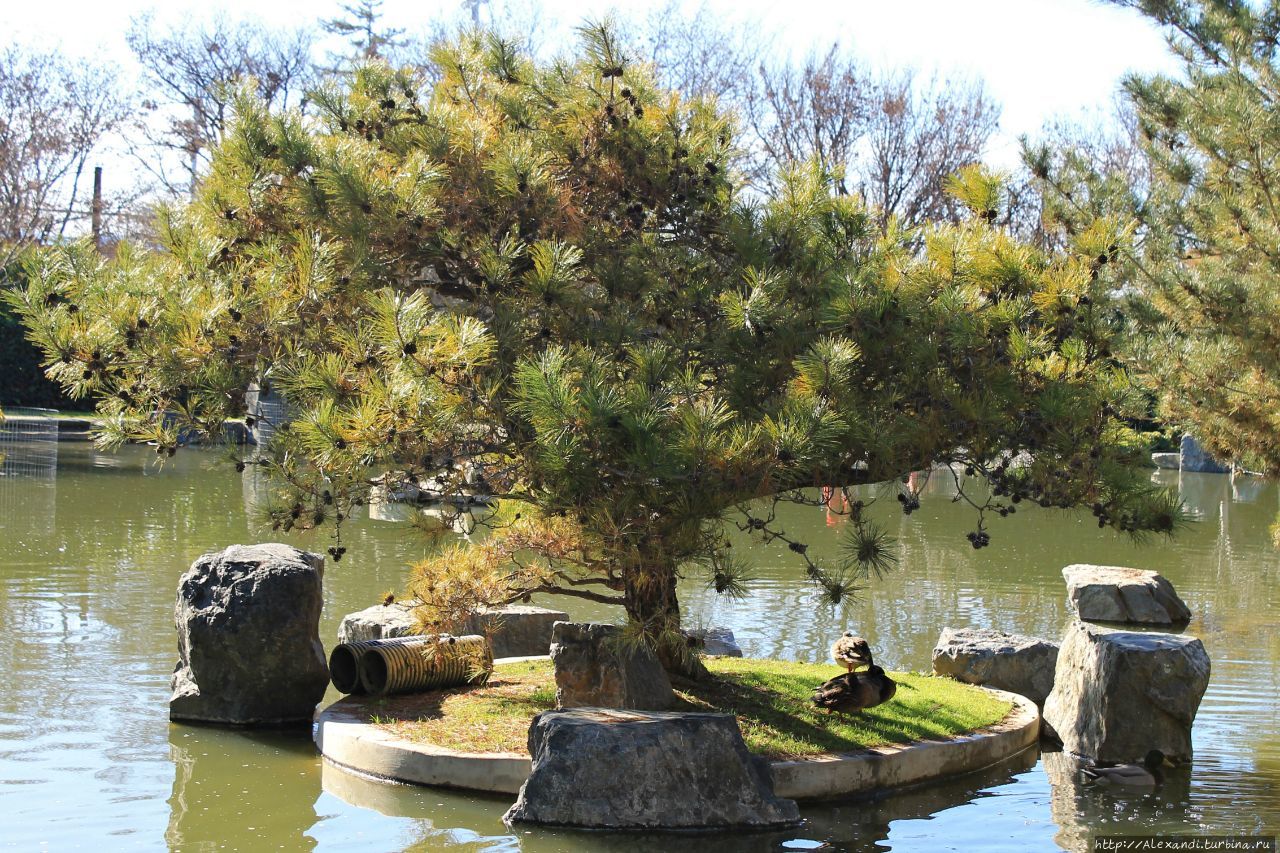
left=322, top=0, right=406, bottom=70
left=8, top=25, right=1175, bottom=673
left=1035, top=1, right=1280, bottom=473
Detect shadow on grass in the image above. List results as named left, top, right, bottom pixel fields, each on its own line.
left=678, top=663, right=1010, bottom=759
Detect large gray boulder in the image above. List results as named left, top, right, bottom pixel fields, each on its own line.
left=931, top=627, right=1059, bottom=705
left=1180, top=434, right=1230, bottom=474
left=1043, top=621, right=1210, bottom=762
left=550, top=622, right=673, bottom=711
left=461, top=605, right=569, bottom=657
left=1063, top=564, right=1192, bottom=625
left=503, top=708, right=801, bottom=829
left=171, top=544, right=329, bottom=725
left=336, top=602, right=418, bottom=644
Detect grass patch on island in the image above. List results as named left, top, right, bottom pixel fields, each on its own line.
left=370, top=657, right=1011, bottom=761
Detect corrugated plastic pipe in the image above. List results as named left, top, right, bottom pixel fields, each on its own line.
left=358, top=635, right=492, bottom=697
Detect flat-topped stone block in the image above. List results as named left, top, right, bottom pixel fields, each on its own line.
left=337, top=602, right=418, bottom=644
left=461, top=605, right=569, bottom=658
left=931, top=627, right=1059, bottom=705
left=1043, top=620, right=1210, bottom=762
left=503, top=708, right=800, bottom=829
left=337, top=603, right=569, bottom=658
left=1062, top=564, right=1191, bottom=625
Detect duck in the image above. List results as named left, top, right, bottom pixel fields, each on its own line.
left=812, top=664, right=897, bottom=714
left=1080, top=750, right=1175, bottom=787
left=831, top=632, right=873, bottom=672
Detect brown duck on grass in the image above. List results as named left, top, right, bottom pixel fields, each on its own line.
left=812, top=664, right=898, bottom=715
left=831, top=632, right=873, bottom=672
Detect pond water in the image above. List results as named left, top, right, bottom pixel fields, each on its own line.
left=0, top=443, right=1277, bottom=851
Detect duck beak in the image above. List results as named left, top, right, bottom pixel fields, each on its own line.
left=1163, top=756, right=1178, bottom=769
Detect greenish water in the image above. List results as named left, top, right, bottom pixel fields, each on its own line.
left=0, top=444, right=1277, bottom=851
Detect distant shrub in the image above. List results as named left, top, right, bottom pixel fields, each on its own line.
left=1, top=259, right=74, bottom=409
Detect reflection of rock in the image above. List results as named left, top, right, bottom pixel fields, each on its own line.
left=503, top=708, right=801, bottom=829
left=1043, top=621, right=1210, bottom=762
left=166, top=727, right=319, bottom=849
left=1043, top=748, right=1091, bottom=853
left=1176, top=470, right=1230, bottom=520
left=171, top=544, right=329, bottom=725
left=1180, top=434, right=1230, bottom=474
left=1062, top=564, right=1191, bottom=625
left=1232, top=473, right=1266, bottom=503
left=802, top=745, right=1040, bottom=853
left=1043, top=744, right=1194, bottom=853
left=367, top=499, right=481, bottom=534
left=931, top=627, right=1058, bottom=705
left=550, top=622, right=672, bottom=710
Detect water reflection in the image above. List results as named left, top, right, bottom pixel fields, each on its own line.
left=1043, top=748, right=1195, bottom=853
left=2, top=445, right=1279, bottom=849
left=316, top=746, right=1040, bottom=852
left=167, top=726, right=321, bottom=850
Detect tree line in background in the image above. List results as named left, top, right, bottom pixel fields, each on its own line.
left=0, top=0, right=1144, bottom=254
left=12, top=0, right=1280, bottom=647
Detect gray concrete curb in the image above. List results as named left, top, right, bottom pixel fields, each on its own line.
left=314, top=678, right=1039, bottom=802
left=769, top=686, right=1039, bottom=800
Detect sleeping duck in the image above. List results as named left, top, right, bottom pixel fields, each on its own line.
left=812, top=664, right=897, bottom=714
left=1080, top=750, right=1175, bottom=787
left=831, top=632, right=874, bottom=672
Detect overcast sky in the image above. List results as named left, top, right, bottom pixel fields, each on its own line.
left=2, top=0, right=1181, bottom=181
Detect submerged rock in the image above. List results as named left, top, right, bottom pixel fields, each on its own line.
left=503, top=708, right=801, bottom=829
left=685, top=626, right=744, bottom=657
left=1042, top=621, right=1210, bottom=763
left=1062, top=564, right=1192, bottom=625
left=931, top=627, right=1059, bottom=706
left=171, top=543, right=329, bottom=726
left=550, top=622, right=673, bottom=711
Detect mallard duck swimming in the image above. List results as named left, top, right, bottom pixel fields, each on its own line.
left=812, top=664, right=897, bottom=714
left=1080, top=750, right=1175, bottom=787
left=831, top=632, right=873, bottom=672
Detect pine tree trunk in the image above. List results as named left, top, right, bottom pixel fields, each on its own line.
left=622, top=560, right=708, bottom=680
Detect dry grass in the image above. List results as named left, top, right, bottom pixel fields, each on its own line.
left=369, top=657, right=1012, bottom=760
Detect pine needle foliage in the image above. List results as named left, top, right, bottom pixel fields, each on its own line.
left=7, top=27, right=1174, bottom=670
left=1035, top=1, right=1280, bottom=474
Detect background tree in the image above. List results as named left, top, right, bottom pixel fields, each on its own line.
left=0, top=45, right=128, bottom=263
left=745, top=45, right=998, bottom=230
left=127, top=14, right=316, bottom=196
left=10, top=26, right=1176, bottom=674
left=322, top=0, right=407, bottom=72
left=1036, top=0, right=1280, bottom=473
left=861, top=70, right=999, bottom=233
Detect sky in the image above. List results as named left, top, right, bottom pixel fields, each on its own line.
left=1, top=0, right=1182, bottom=188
